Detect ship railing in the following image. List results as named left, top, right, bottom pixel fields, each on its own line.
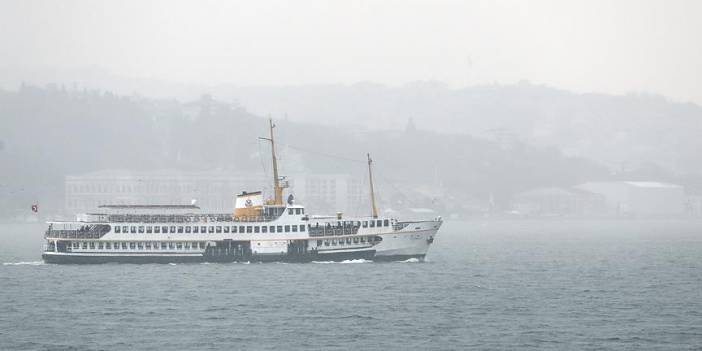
left=308, top=225, right=360, bottom=237
left=392, top=222, right=410, bottom=231
left=104, top=213, right=281, bottom=224
left=45, top=224, right=111, bottom=239
left=232, top=215, right=279, bottom=223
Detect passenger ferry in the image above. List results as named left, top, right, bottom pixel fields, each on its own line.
left=41, top=120, right=442, bottom=264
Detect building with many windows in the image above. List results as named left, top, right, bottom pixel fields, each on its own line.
left=287, top=173, right=368, bottom=216
left=65, top=170, right=265, bottom=214
left=64, top=170, right=374, bottom=216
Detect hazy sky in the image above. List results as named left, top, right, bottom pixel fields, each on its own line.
left=1, top=0, right=701, bottom=103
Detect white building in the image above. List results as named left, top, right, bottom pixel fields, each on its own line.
left=288, top=173, right=367, bottom=216
left=65, top=170, right=374, bottom=217
left=576, top=181, right=685, bottom=216
left=65, top=170, right=265, bottom=214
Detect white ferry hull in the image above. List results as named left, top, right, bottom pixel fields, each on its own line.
left=41, top=249, right=377, bottom=264
left=374, top=220, right=440, bottom=261
left=42, top=252, right=207, bottom=264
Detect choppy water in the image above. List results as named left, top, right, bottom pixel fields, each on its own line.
left=1, top=219, right=701, bottom=350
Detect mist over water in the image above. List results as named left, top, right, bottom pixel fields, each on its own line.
left=2, top=219, right=701, bottom=350
left=1, top=1, right=702, bottom=349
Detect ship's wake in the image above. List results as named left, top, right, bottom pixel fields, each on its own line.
left=312, top=259, right=373, bottom=264
left=3, top=261, right=44, bottom=266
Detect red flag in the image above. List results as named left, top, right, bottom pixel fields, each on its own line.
left=31, top=203, right=38, bottom=213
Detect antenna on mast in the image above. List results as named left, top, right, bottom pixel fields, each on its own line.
left=259, top=118, right=286, bottom=205
left=367, top=153, right=379, bottom=218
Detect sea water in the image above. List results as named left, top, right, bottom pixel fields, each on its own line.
left=1, top=219, right=701, bottom=350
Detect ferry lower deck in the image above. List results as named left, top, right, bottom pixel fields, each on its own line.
left=41, top=222, right=438, bottom=264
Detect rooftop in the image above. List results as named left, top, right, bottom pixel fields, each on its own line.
left=98, top=205, right=201, bottom=209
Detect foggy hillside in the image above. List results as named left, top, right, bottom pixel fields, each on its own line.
left=217, top=81, right=702, bottom=174
left=4, top=69, right=701, bottom=175
left=1, top=84, right=616, bottom=217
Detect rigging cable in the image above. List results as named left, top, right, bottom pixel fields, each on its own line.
left=283, top=144, right=366, bottom=164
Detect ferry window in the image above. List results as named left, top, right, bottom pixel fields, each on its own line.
left=369, top=221, right=375, bottom=228
left=317, top=240, right=322, bottom=246
left=199, top=242, right=205, bottom=249
left=176, top=243, right=182, bottom=249
left=122, top=242, right=128, bottom=250
left=153, top=242, right=159, bottom=250
left=254, top=226, right=260, bottom=233
left=246, top=226, right=252, bottom=233
left=353, top=237, right=359, bottom=243
left=114, top=242, right=119, bottom=250
left=89, top=242, right=95, bottom=249
left=361, top=236, right=366, bottom=243
left=115, top=226, right=121, bottom=233
left=363, top=221, right=368, bottom=228
left=377, top=220, right=382, bottom=227
left=162, top=226, right=168, bottom=233
left=216, top=226, right=222, bottom=233
left=178, top=226, right=184, bottom=233
left=185, top=242, right=190, bottom=249
left=269, top=226, right=275, bottom=233
left=232, top=226, right=237, bottom=233
left=239, top=226, right=245, bottom=233
left=261, top=226, right=267, bottom=233
left=122, top=226, right=128, bottom=233
left=295, top=208, right=301, bottom=215
left=299, top=225, right=305, bottom=232
left=145, top=242, right=151, bottom=249
left=346, top=238, right=352, bottom=244
left=200, top=226, right=206, bottom=233
left=324, top=241, right=329, bottom=246
left=284, top=225, right=290, bottom=232
left=98, top=243, right=104, bottom=249
left=288, top=208, right=293, bottom=215
left=292, top=225, right=298, bottom=232
left=137, top=242, right=144, bottom=250
left=138, top=226, right=144, bottom=233
left=106, top=242, right=112, bottom=249
left=206, top=226, right=213, bottom=233
left=185, top=226, right=191, bottom=233
left=224, top=226, right=230, bottom=233
left=193, top=226, right=199, bottom=233
left=161, top=242, right=167, bottom=249
left=277, top=225, right=283, bottom=232
left=129, top=242, right=136, bottom=249
left=168, top=242, right=174, bottom=249
left=332, top=240, right=337, bottom=245
left=146, top=226, right=152, bottom=233
left=383, top=219, right=389, bottom=227
left=155, top=226, right=161, bottom=233
left=130, top=226, right=136, bottom=233
left=171, top=226, right=176, bottom=233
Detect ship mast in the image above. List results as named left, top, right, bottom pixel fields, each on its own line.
left=259, top=118, right=284, bottom=205
left=367, top=153, right=379, bottom=218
